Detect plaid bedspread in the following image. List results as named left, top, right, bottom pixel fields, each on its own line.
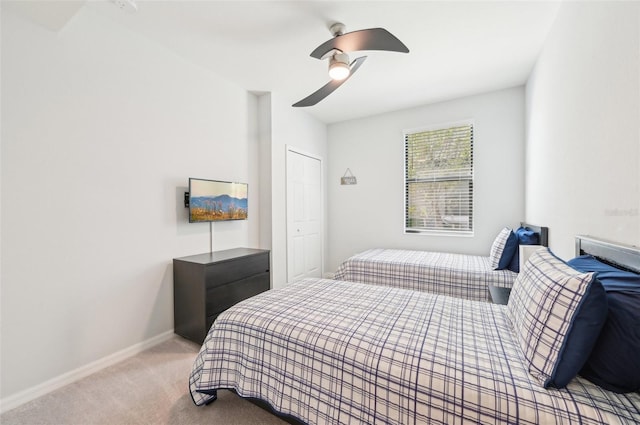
left=189, top=278, right=640, bottom=424
left=333, top=249, right=517, bottom=301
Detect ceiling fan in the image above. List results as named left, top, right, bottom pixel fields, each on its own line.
left=292, top=23, right=409, bottom=107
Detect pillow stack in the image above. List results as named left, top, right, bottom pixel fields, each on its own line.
left=489, top=227, right=518, bottom=270
left=507, top=226, right=540, bottom=272
left=507, top=248, right=608, bottom=388
left=567, top=255, right=640, bottom=393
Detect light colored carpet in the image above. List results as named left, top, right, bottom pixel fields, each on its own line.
left=0, top=336, right=288, bottom=425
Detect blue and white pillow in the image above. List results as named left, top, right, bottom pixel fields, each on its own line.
left=489, top=227, right=518, bottom=270
left=507, top=248, right=607, bottom=388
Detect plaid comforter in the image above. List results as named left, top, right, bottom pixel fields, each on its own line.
left=189, top=279, right=640, bottom=424
left=333, top=249, right=517, bottom=301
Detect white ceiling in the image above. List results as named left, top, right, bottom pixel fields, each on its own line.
left=5, top=0, right=562, bottom=124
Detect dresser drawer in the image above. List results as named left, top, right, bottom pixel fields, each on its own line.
left=173, top=248, right=270, bottom=344
left=206, top=314, right=217, bottom=334
left=206, top=273, right=269, bottom=316
left=204, top=253, right=269, bottom=288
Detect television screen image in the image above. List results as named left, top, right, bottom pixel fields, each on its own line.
left=188, top=178, right=248, bottom=222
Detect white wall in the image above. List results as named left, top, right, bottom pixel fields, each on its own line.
left=262, top=94, right=328, bottom=288
left=1, top=6, right=260, bottom=404
left=327, top=87, right=526, bottom=272
left=525, top=1, right=640, bottom=259
left=257, top=93, right=273, bottom=255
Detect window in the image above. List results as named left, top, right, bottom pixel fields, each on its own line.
left=404, top=122, right=474, bottom=234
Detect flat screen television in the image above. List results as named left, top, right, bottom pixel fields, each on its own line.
left=187, top=178, right=248, bottom=223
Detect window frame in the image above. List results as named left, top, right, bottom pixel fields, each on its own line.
left=403, top=120, right=475, bottom=236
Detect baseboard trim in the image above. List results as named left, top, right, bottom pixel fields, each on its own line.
left=0, top=330, right=175, bottom=414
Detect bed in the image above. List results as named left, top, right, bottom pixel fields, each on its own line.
left=332, top=222, right=548, bottom=301
left=189, top=235, right=640, bottom=424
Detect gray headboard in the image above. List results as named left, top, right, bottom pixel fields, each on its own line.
left=575, top=235, right=640, bottom=274
left=520, top=222, right=549, bottom=247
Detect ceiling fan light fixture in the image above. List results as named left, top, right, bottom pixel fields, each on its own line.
left=328, top=53, right=350, bottom=81
left=293, top=24, right=408, bottom=107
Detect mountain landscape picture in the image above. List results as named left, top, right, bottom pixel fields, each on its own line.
left=189, top=179, right=248, bottom=222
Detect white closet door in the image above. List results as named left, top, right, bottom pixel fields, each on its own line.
left=286, top=149, right=322, bottom=283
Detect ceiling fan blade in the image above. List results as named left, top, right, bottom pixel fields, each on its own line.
left=310, top=28, right=409, bottom=59
left=292, top=57, right=367, bottom=107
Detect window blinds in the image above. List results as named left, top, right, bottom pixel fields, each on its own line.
left=404, top=123, right=474, bottom=233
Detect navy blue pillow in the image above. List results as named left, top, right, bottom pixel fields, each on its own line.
left=549, top=277, right=608, bottom=387
left=579, top=291, right=640, bottom=393
left=507, top=227, right=540, bottom=273
left=497, top=230, right=519, bottom=270
left=567, top=255, right=640, bottom=293
left=568, top=255, right=640, bottom=392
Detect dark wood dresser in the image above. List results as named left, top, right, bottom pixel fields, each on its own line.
left=173, top=248, right=270, bottom=344
left=488, top=284, right=511, bottom=305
